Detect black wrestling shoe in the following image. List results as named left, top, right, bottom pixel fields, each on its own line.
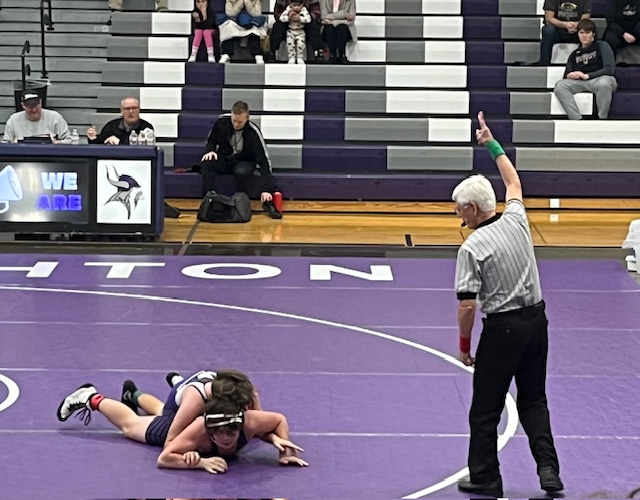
left=263, top=201, right=283, bottom=219
left=458, top=478, right=503, bottom=497
left=166, top=372, right=183, bottom=388
left=121, top=380, right=139, bottom=414
left=539, top=466, right=564, bottom=493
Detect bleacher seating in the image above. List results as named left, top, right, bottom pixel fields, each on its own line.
left=2, top=0, right=640, bottom=200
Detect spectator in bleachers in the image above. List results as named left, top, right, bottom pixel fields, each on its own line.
left=320, top=0, right=356, bottom=64
left=280, top=0, right=312, bottom=64
left=554, top=19, right=618, bottom=119
left=218, top=0, right=266, bottom=64
left=527, top=0, right=592, bottom=65
left=270, top=0, right=323, bottom=62
left=603, top=0, right=640, bottom=56
left=189, top=0, right=218, bottom=62
left=222, top=0, right=266, bottom=27
left=87, top=97, right=155, bottom=145
left=197, top=101, right=282, bottom=219
left=2, top=92, right=71, bottom=144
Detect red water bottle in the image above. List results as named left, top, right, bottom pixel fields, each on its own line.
left=273, top=191, right=283, bottom=212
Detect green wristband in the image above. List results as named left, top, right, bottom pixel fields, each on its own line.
left=486, top=140, right=505, bottom=161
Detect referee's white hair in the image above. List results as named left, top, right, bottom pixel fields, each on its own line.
left=452, top=174, right=497, bottom=213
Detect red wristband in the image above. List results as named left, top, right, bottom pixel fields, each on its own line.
left=459, top=336, right=471, bottom=353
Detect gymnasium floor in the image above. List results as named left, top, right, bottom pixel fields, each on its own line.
left=0, top=200, right=639, bottom=499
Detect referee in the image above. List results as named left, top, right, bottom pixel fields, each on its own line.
left=453, top=112, right=563, bottom=497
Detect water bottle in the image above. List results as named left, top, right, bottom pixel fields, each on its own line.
left=139, top=130, right=147, bottom=146
left=129, top=130, right=138, bottom=146
left=145, top=129, right=156, bottom=145
left=273, top=191, right=283, bottom=212
left=71, top=129, right=80, bottom=145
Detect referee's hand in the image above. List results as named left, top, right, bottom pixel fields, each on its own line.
left=459, top=351, right=475, bottom=367
left=475, top=111, right=494, bottom=146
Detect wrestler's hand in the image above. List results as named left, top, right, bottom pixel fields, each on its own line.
left=279, top=455, right=309, bottom=466
left=271, top=435, right=304, bottom=454
left=182, top=451, right=201, bottom=467
left=199, top=456, right=228, bottom=474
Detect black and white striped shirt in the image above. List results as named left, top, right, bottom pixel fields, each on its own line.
left=454, top=199, right=542, bottom=314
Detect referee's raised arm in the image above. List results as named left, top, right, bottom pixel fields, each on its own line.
left=476, top=111, right=522, bottom=203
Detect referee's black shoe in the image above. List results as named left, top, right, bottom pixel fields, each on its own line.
left=539, top=466, right=564, bottom=493
left=458, top=477, right=503, bottom=497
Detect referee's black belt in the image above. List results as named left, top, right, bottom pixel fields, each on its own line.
left=486, top=300, right=545, bottom=320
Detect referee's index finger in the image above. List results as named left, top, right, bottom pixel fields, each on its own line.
left=477, top=111, right=486, bottom=128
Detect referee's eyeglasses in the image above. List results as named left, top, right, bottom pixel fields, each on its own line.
left=454, top=203, right=471, bottom=215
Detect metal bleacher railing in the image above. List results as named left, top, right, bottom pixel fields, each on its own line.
left=39, top=0, right=54, bottom=79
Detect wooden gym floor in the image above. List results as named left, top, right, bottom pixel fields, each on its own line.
left=163, top=198, right=640, bottom=248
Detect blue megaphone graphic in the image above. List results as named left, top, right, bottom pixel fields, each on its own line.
left=0, top=165, right=23, bottom=214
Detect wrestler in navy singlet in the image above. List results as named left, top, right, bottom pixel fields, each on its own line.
left=203, top=430, right=249, bottom=459
left=145, top=370, right=217, bottom=447
left=162, top=370, right=217, bottom=416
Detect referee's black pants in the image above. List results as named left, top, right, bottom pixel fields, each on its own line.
left=468, top=301, right=560, bottom=484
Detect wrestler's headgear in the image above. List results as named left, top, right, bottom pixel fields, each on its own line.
left=204, top=411, right=244, bottom=430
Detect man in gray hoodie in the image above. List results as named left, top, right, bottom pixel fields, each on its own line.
left=2, top=92, right=71, bottom=143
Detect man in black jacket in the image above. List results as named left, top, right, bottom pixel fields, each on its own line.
left=522, top=0, right=591, bottom=65
left=199, top=101, right=282, bottom=219
left=553, top=19, right=618, bottom=119
left=87, top=97, right=154, bottom=145
left=603, top=0, right=640, bottom=55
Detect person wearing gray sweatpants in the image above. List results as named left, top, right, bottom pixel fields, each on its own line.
left=554, top=18, right=618, bottom=120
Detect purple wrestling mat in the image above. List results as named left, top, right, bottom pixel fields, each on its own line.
left=0, top=255, right=638, bottom=499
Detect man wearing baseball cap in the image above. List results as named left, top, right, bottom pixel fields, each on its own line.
left=2, top=91, right=71, bottom=143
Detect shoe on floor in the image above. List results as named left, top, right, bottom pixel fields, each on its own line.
left=57, top=383, right=97, bottom=422
left=219, top=54, right=230, bottom=64
left=121, top=380, right=139, bottom=414
left=539, top=466, right=564, bottom=492
left=263, top=200, right=283, bottom=219
left=458, top=478, right=503, bottom=497
left=166, top=372, right=184, bottom=388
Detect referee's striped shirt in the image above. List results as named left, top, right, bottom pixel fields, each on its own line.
left=455, top=199, right=542, bottom=314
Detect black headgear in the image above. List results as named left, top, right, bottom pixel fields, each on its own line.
left=204, top=411, right=244, bottom=429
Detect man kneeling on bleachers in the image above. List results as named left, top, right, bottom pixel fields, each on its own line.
left=554, top=19, right=618, bottom=120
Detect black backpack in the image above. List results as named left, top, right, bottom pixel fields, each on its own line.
left=197, top=190, right=252, bottom=223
